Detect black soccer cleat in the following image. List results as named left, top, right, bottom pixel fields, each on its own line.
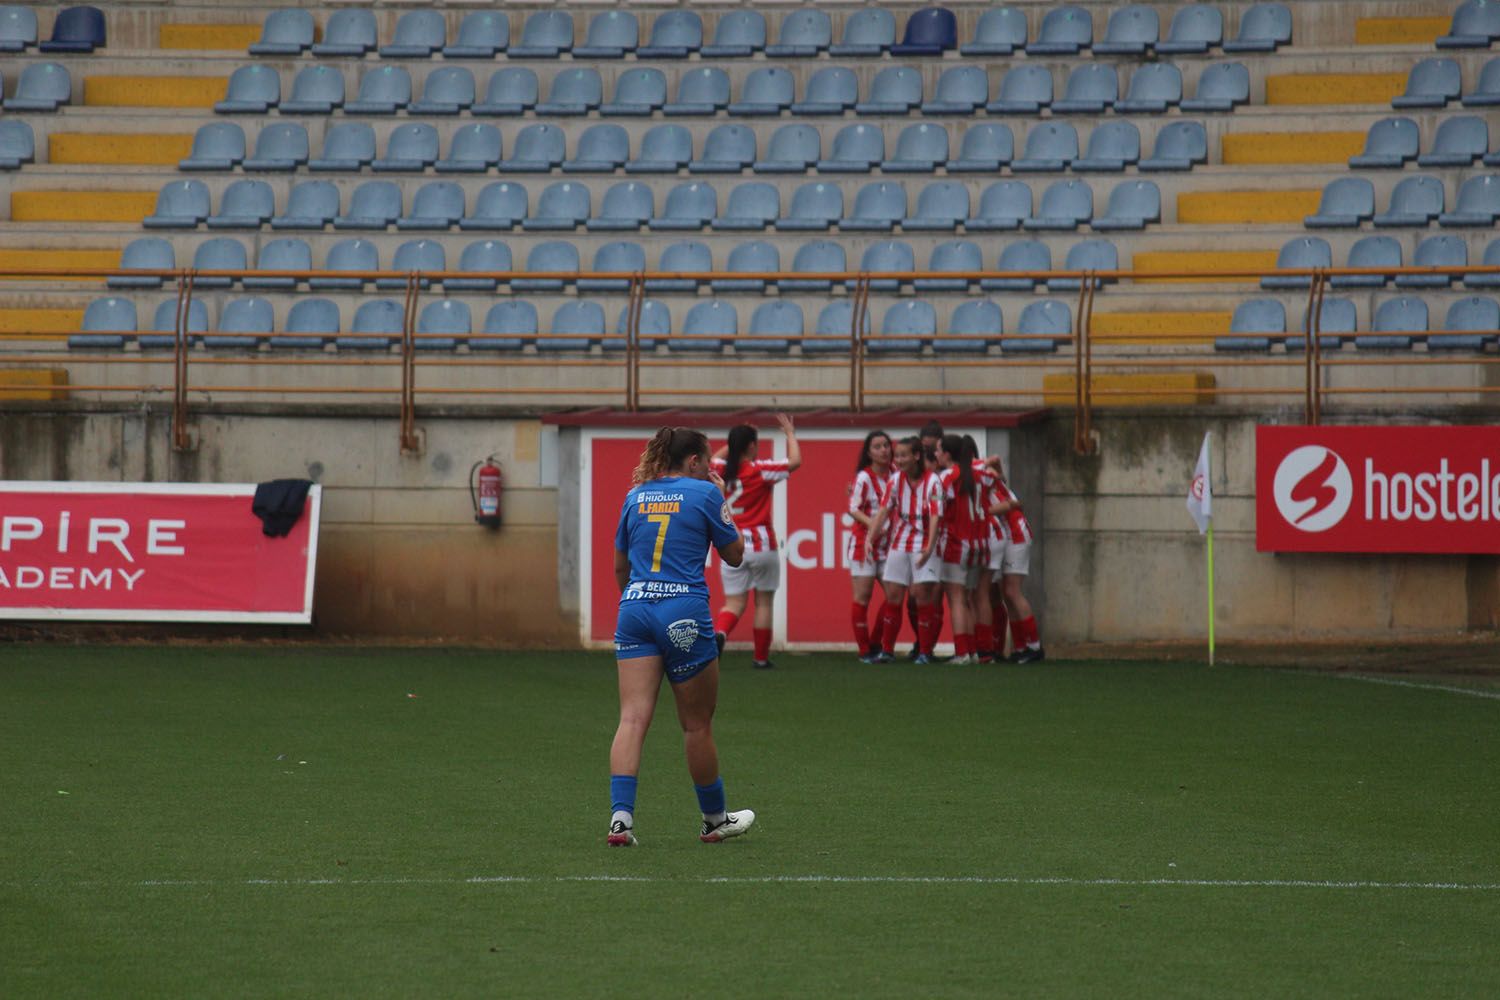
left=1013, top=646, right=1046, bottom=665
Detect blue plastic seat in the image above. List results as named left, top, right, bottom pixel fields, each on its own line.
left=1350, top=117, right=1419, bottom=169
left=207, top=297, right=272, bottom=350
left=792, top=67, right=857, bottom=116
left=841, top=181, right=906, bottom=232
left=608, top=299, right=670, bottom=351
left=575, top=11, right=636, bottom=59
left=1157, top=4, right=1222, bottom=54
left=334, top=180, right=402, bottom=231
left=1014, top=122, right=1079, bottom=173
left=309, top=122, right=375, bottom=174
left=1330, top=235, right=1401, bottom=289
left=806, top=300, right=868, bottom=354
left=745, top=301, right=802, bottom=353
left=373, top=124, right=438, bottom=173
left=537, top=69, right=602, bottom=117
left=474, top=68, right=538, bottom=117
left=4, top=62, right=70, bottom=111
left=41, top=5, right=104, bottom=53
left=540, top=301, right=605, bottom=352
left=446, top=240, right=513, bottom=292
left=1393, top=58, right=1461, bottom=109
left=674, top=300, right=735, bottom=353
left=713, top=241, right=779, bottom=293
left=646, top=240, right=710, bottom=292
left=460, top=182, right=529, bottom=231
left=273, top=298, right=339, bottom=350
left=691, top=124, right=756, bottom=174
left=916, top=240, right=981, bottom=292
left=580, top=241, right=645, bottom=292
left=1028, top=5, right=1092, bottom=55
left=601, top=68, right=666, bottom=117
left=1419, top=115, right=1489, bottom=167
left=818, top=123, right=884, bottom=173
left=586, top=181, right=652, bottom=232
left=1094, top=5, right=1158, bottom=55
left=0, top=119, right=33, bottom=170
left=179, top=122, right=245, bottom=172
left=922, top=66, right=988, bottom=116
left=250, top=10, right=312, bottom=56
left=1467, top=239, right=1500, bottom=289
left=1091, top=179, right=1158, bottom=231
left=110, top=237, right=174, bottom=289
left=777, top=182, right=843, bottom=232
left=398, top=181, right=465, bottom=231
left=1358, top=297, right=1427, bottom=350
left=380, top=10, right=444, bottom=59
left=831, top=9, right=895, bottom=57
left=514, top=241, right=579, bottom=292
left=340, top=299, right=403, bottom=352
left=563, top=124, right=629, bottom=174
left=1442, top=175, right=1500, bottom=227
left=1285, top=297, right=1357, bottom=352
left=437, top=124, right=502, bottom=174
left=664, top=68, right=731, bottom=117
left=1396, top=235, right=1466, bottom=288
left=346, top=66, right=411, bottom=115
left=279, top=66, right=343, bottom=117
left=626, top=124, right=692, bottom=174
left=1139, top=120, right=1207, bottom=172
left=272, top=180, right=339, bottom=230
left=1075, top=121, right=1141, bottom=173
left=72, top=297, right=135, bottom=350
left=982, top=239, right=1052, bottom=291
left=1054, top=64, right=1118, bottom=115
left=967, top=180, right=1032, bottom=232
left=143, top=180, right=210, bottom=229
left=1374, top=175, right=1445, bottom=228
left=189, top=238, right=247, bottom=289
left=243, top=123, right=308, bottom=172
left=415, top=300, right=468, bottom=352
left=948, top=124, right=1013, bottom=173
left=1025, top=180, right=1092, bottom=232
left=1431, top=296, right=1500, bottom=350
left=754, top=124, right=820, bottom=174
left=893, top=7, right=956, bottom=56
left=902, top=181, right=968, bottom=232
left=1181, top=61, right=1249, bottom=112
left=1304, top=177, right=1376, bottom=229
left=444, top=12, right=509, bottom=59
left=244, top=237, right=311, bottom=290
left=1463, top=58, right=1500, bottom=108
left=640, top=11, right=702, bottom=59
left=511, top=11, right=573, bottom=59
left=411, top=67, right=476, bottom=116
left=962, top=7, right=1027, bottom=56
left=941, top=299, right=1004, bottom=353
left=868, top=300, right=935, bottom=354
left=987, top=65, right=1053, bottom=115
left=140, top=298, right=208, bottom=351
left=474, top=300, right=536, bottom=352
left=206, top=179, right=274, bottom=230
left=501, top=124, right=565, bottom=173
left=1439, top=0, right=1500, bottom=48
left=856, top=66, right=922, bottom=116
left=650, top=182, right=717, bottom=231
left=214, top=64, right=278, bottom=115
left=767, top=10, right=830, bottom=58
left=1216, top=299, right=1286, bottom=352
left=854, top=241, right=915, bottom=292
left=1225, top=3, right=1292, bottom=52
left=1117, top=63, right=1183, bottom=114
left=784, top=241, right=846, bottom=293
left=312, top=9, right=375, bottom=57
left=0, top=6, right=36, bottom=52
left=713, top=182, right=779, bottom=231
left=729, top=68, right=793, bottom=118
left=1262, top=236, right=1332, bottom=289
left=311, top=238, right=378, bottom=291
left=705, top=11, right=765, bottom=58
left=883, top=123, right=949, bottom=173
left=524, top=181, right=590, bottom=232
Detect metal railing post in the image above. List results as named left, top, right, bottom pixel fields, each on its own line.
left=625, top=273, right=644, bottom=412
left=850, top=276, right=870, bottom=412
left=171, top=269, right=195, bottom=451
left=399, top=272, right=421, bottom=453
left=1304, top=270, right=1327, bottom=425
left=1074, top=272, right=1098, bottom=455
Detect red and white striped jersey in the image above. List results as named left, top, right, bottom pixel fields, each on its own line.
left=974, top=459, right=1008, bottom=545
left=995, top=479, right=1033, bottom=544
left=933, top=465, right=997, bottom=566
left=882, top=469, right=938, bottom=554
left=847, top=466, right=891, bottom=562
left=712, top=456, right=791, bottom=552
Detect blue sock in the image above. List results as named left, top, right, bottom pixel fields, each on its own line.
left=694, top=777, right=726, bottom=820
left=610, top=774, right=638, bottom=816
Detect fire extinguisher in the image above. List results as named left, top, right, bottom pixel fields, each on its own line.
left=471, top=456, right=503, bottom=529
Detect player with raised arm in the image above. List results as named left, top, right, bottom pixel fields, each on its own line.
left=609, top=427, right=755, bottom=846
left=846, top=430, right=893, bottom=662
left=867, top=436, right=941, bottom=664
left=933, top=434, right=995, bottom=664
left=989, top=455, right=1044, bottom=664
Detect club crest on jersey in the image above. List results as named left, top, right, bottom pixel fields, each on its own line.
left=666, top=618, right=699, bottom=652
left=720, top=501, right=734, bottom=525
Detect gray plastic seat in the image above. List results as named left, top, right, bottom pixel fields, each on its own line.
left=948, top=124, right=1013, bottom=173
left=1396, top=235, right=1466, bottom=288
left=987, top=65, right=1053, bottom=115
left=1304, top=177, right=1376, bottom=229
left=140, top=298, right=209, bottom=351
left=1394, top=58, right=1462, bottom=109
left=514, top=241, right=579, bottom=292
left=856, top=66, right=922, bottom=116
left=206, top=179, right=274, bottom=230
left=250, top=9, right=312, bottom=56
left=1117, top=64, right=1183, bottom=114
left=474, top=300, right=536, bottom=352
left=1262, top=236, right=1332, bottom=290
left=1024, top=179, right=1093, bottom=231
left=273, top=298, right=338, bottom=350
left=650, top=182, right=717, bottom=231
left=854, top=241, right=915, bottom=292
left=626, top=124, right=692, bottom=174
left=1225, top=3, right=1292, bottom=52
left=818, top=123, right=884, bottom=173
left=842, top=181, right=907, bottom=232
left=1418, top=115, right=1489, bottom=167
left=1181, top=61, right=1249, bottom=112
left=712, top=241, right=779, bottom=293
left=891, top=7, right=957, bottom=57
left=373, top=124, right=439, bottom=173
left=1091, top=179, right=1159, bottom=231
left=340, top=299, right=403, bottom=352
left=381, top=10, right=444, bottom=59
left=1157, top=4, right=1222, bottom=54
left=1014, top=122, right=1079, bottom=173
left=768, top=10, right=830, bottom=58
left=755, top=124, right=820, bottom=174
left=1094, top=5, right=1158, bottom=55
left=415, top=300, right=468, bottom=352
left=1028, top=5, right=1092, bottom=55
left=1431, top=296, right=1500, bottom=351
left=310, top=238, right=378, bottom=291
left=1075, top=121, right=1142, bottom=172
left=1464, top=58, right=1500, bottom=108
left=245, top=237, right=311, bottom=290
left=411, top=67, right=476, bottom=116
left=1358, top=297, right=1427, bottom=350
left=580, top=241, right=645, bottom=292
left=1374, top=175, right=1445, bottom=228
left=1283, top=297, right=1355, bottom=352
left=645, top=240, right=710, bottom=292
left=730, top=67, right=794, bottom=117
left=444, top=12, right=509, bottom=59
left=189, top=238, right=248, bottom=289
left=923, top=66, right=989, bottom=116
left=510, top=11, right=573, bottom=59
left=397, top=181, right=465, bottom=231
left=501, top=124, right=565, bottom=173
left=446, top=240, right=513, bottom=292
left=474, top=68, right=538, bottom=117
left=243, top=123, right=308, bottom=172
left=1467, top=239, right=1500, bottom=289
left=334, top=180, right=402, bottom=231
left=524, top=181, right=590, bottom=232
left=437, top=124, right=502, bottom=174
left=982, top=239, right=1052, bottom=291
left=882, top=123, right=948, bottom=173
left=705, top=11, right=765, bottom=58
left=902, top=181, right=968, bottom=232
left=745, top=301, right=802, bottom=353
left=214, top=64, right=278, bottom=115
left=586, top=181, right=652, bottom=232
left=792, top=67, right=857, bottom=116
left=806, top=299, right=868, bottom=353
left=783, top=241, right=846, bottom=292
left=563, top=124, right=629, bottom=174
left=916, top=240, right=981, bottom=292
left=869, top=300, right=935, bottom=354
left=208, top=297, right=272, bottom=350
left=1054, top=64, right=1118, bottom=115
left=1440, top=175, right=1500, bottom=227
left=459, top=182, right=528, bottom=231
left=577, top=11, right=638, bottom=59
left=272, top=180, right=339, bottom=230
left=312, top=9, right=375, bottom=57
left=72, top=297, right=136, bottom=350
left=601, top=68, right=666, bottom=117
left=4, top=62, right=70, bottom=112
left=1139, top=120, right=1208, bottom=172
left=281, top=65, right=344, bottom=116
left=640, top=10, right=702, bottom=59
left=308, top=122, right=375, bottom=173
left=941, top=299, right=1004, bottom=353
left=713, top=182, right=778, bottom=231
left=777, top=181, right=843, bottom=232
left=144, top=180, right=211, bottom=229
left=540, top=301, right=605, bottom=352
left=110, top=237, right=174, bottom=289
left=1215, top=299, right=1286, bottom=352
left=1440, top=0, right=1500, bottom=48
left=831, top=8, right=896, bottom=57
left=180, top=122, right=245, bottom=171
left=0, top=118, right=34, bottom=169
left=346, top=66, right=411, bottom=115
left=606, top=299, right=670, bottom=351
left=537, top=69, right=602, bottom=117
left=664, top=68, right=730, bottom=116
left=674, top=300, right=735, bottom=352
left=962, top=7, right=1028, bottom=56
left=691, top=124, right=756, bottom=174
left=967, top=180, right=1032, bottom=232
left=1349, top=117, right=1419, bottom=169
left=1330, top=235, right=1401, bottom=289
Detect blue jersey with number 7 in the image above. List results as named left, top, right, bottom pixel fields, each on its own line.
left=616, top=476, right=739, bottom=602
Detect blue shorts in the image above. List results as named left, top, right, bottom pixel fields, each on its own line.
left=614, top=595, right=718, bottom=684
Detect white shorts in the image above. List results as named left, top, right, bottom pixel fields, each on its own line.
left=1001, top=538, right=1031, bottom=577
left=721, top=548, right=781, bottom=595
left=845, top=533, right=885, bottom=579
left=938, top=558, right=981, bottom=589
left=986, top=535, right=1007, bottom=572
left=882, top=549, right=940, bottom=588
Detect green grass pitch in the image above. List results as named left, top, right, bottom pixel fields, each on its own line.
left=2, top=646, right=1497, bottom=998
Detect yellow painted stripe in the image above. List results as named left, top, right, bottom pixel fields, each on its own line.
left=49, top=133, right=195, bottom=166
left=1355, top=16, right=1450, bottom=45
left=1043, top=372, right=1216, bottom=407
left=159, top=23, right=263, bottom=50
left=0, top=249, right=123, bottom=278
left=0, top=309, right=85, bottom=335
left=1265, top=73, right=1407, bottom=106
left=1092, top=311, right=1232, bottom=343
left=84, top=75, right=228, bottom=108
left=11, top=191, right=158, bottom=223
left=1221, top=131, right=1365, bottom=165
left=1177, top=190, right=1321, bottom=225
left=0, top=368, right=69, bottom=398
left=1133, top=251, right=1280, bottom=284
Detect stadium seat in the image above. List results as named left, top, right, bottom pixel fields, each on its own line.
left=446, top=239, right=513, bottom=292
left=206, top=179, right=274, bottom=230
left=1216, top=298, right=1286, bottom=352
left=373, top=124, right=439, bottom=173
left=783, top=241, right=846, bottom=292
left=1288, top=297, right=1356, bottom=352
left=312, top=9, right=375, bottom=57
left=580, top=241, right=645, bottom=293
left=892, top=7, right=956, bottom=56
left=309, top=122, right=375, bottom=173
left=411, top=67, right=476, bottom=116
left=1028, top=6, right=1092, bottom=55
left=144, top=180, right=211, bottom=229
left=1053, top=239, right=1119, bottom=291
left=540, top=301, right=605, bottom=352
left=1429, top=297, right=1499, bottom=351
left=883, top=123, right=949, bottom=173
left=1263, top=236, right=1332, bottom=289
left=214, top=65, right=277, bottom=115
left=1393, top=59, right=1461, bottom=109
left=586, top=181, right=652, bottom=232
left=1439, top=0, right=1500, bottom=49
left=626, top=124, right=692, bottom=174
left=41, top=5, right=104, bottom=53
left=459, top=182, right=527, bottom=231
left=856, top=67, right=923, bottom=116
left=0, top=6, right=36, bottom=52
left=962, top=6, right=1027, bottom=56
left=1091, top=180, right=1159, bottom=230
left=602, top=68, right=667, bottom=118
left=1139, top=120, right=1207, bottom=172
left=537, top=69, right=603, bottom=117
left=311, top=238, right=378, bottom=291
left=967, top=180, right=1033, bottom=232
left=842, top=181, right=908, bottom=232
left=640, top=11, right=702, bottom=60
left=502, top=124, right=565, bottom=173
left=180, top=122, right=246, bottom=172
left=916, top=240, right=982, bottom=292
left=1396, top=235, right=1466, bottom=288
left=140, top=298, right=208, bottom=351
left=869, top=300, right=936, bottom=354
left=1358, top=296, right=1426, bottom=350
left=1224, top=3, right=1292, bottom=52
left=72, top=297, right=135, bottom=350
left=755, top=124, right=821, bottom=174
left=646, top=240, right=709, bottom=292
left=729, top=68, right=794, bottom=118
left=983, top=239, right=1051, bottom=292
left=524, top=181, right=591, bottom=232
left=1014, top=122, right=1079, bottom=173
left=0, top=119, right=33, bottom=170
left=245, top=237, right=311, bottom=291
left=1419, top=116, right=1489, bottom=167
left=1117, top=64, right=1183, bottom=115
left=745, top=301, right=802, bottom=353
left=1094, top=5, right=1158, bottom=55
left=333, top=180, right=403, bottom=231
left=673, top=301, right=734, bottom=353
left=792, top=67, right=858, bottom=116
left=948, top=124, right=1014, bottom=173
left=987, top=65, right=1053, bottom=115
left=1350, top=117, right=1419, bottom=169
left=616, top=299, right=671, bottom=351
left=1373, top=175, right=1445, bottom=228
left=1304, top=177, right=1376, bottom=229
left=941, top=299, right=1004, bottom=353
left=510, top=12, right=573, bottom=59
left=346, top=66, right=411, bottom=115
left=340, top=299, right=403, bottom=352
left=474, top=300, right=536, bottom=352
left=1181, top=61, right=1249, bottom=112
left=690, top=124, right=756, bottom=174
left=713, top=241, right=779, bottom=293
left=415, top=300, right=468, bottom=352
left=1439, top=175, right=1500, bottom=227
left=806, top=299, right=868, bottom=353
left=767, top=10, right=830, bottom=58
left=1024, top=180, right=1093, bottom=231
left=279, top=66, right=343, bottom=116
left=713, top=182, right=779, bottom=231
left=650, top=182, right=717, bottom=231
left=576, top=11, right=638, bottom=59
left=1463, top=58, right=1500, bottom=108
left=444, top=12, right=509, bottom=59
left=1330, top=235, right=1401, bottom=289
left=819, top=123, right=885, bottom=173
left=437, top=124, right=503, bottom=174
left=1467, top=239, right=1500, bottom=289
left=831, top=8, right=895, bottom=57
left=1054, top=64, right=1118, bottom=115
left=1010, top=300, right=1069, bottom=353
left=250, top=9, right=312, bottom=56
left=243, top=123, right=309, bottom=173
left=855, top=241, right=915, bottom=292
left=272, top=180, right=339, bottom=230
left=514, top=241, right=579, bottom=292
left=664, top=68, right=730, bottom=117
left=398, top=181, right=466, bottom=231
left=381, top=10, right=444, bottom=59
left=273, top=298, right=339, bottom=351
left=562, top=124, right=628, bottom=174
left=110, top=238, right=174, bottom=289
left=4, top=62, right=69, bottom=111
left=923, top=66, right=988, bottom=116
left=1156, top=4, right=1222, bottom=54
left=208, top=297, right=272, bottom=350
left=1075, top=121, right=1141, bottom=172
left=777, top=182, right=843, bottom=231
left=474, top=68, right=539, bottom=117
left=704, top=11, right=765, bottom=58
left=189, top=238, right=247, bottom=289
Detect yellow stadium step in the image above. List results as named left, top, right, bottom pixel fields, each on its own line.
left=1092, top=311, right=1232, bottom=344
left=0, top=308, right=84, bottom=337
left=49, top=133, right=194, bottom=166
left=0, top=368, right=70, bottom=400
left=84, top=75, right=227, bottom=108
left=1355, top=16, right=1450, bottom=45
left=1043, top=372, right=1217, bottom=407
left=10, top=190, right=157, bottom=223
left=1264, top=73, right=1407, bottom=106
left=0, top=248, right=122, bottom=279
left=1177, top=190, right=1321, bottom=225
left=1133, top=251, right=1280, bottom=284
left=1221, top=131, right=1365, bottom=166
left=159, top=23, right=263, bottom=50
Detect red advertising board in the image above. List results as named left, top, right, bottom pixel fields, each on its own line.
left=0, top=483, right=321, bottom=622
left=1256, top=426, right=1500, bottom=554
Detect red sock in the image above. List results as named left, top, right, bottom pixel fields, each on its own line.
left=851, top=601, right=871, bottom=655
left=993, top=600, right=1009, bottom=654
left=957, top=633, right=974, bottom=657
left=976, top=624, right=993, bottom=658
left=906, top=597, right=920, bottom=639
left=1020, top=616, right=1039, bottom=649
left=714, top=609, right=740, bottom=637
left=934, top=599, right=945, bottom=639
left=1009, top=618, right=1027, bottom=653
left=753, top=627, right=772, bottom=662
left=879, top=602, right=903, bottom=652
left=917, top=606, right=938, bottom=656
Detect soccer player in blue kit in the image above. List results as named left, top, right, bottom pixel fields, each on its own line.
left=608, top=426, right=756, bottom=847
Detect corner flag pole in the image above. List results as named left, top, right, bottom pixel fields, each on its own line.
left=1206, top=516, right=1215, bottom=667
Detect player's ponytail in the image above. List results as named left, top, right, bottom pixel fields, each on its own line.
left=632, top=427, right=709, bottom=484
left=723, top=424, right=757, bottom=492
left=942, top=433, right=975, bottom=499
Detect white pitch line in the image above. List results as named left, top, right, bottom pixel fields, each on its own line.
left=1334, top=673, right=1500, bottom=702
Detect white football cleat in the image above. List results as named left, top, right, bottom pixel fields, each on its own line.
left=700, top=809, right=755, bottom=843
left=607, top=819, right=637, bottom=847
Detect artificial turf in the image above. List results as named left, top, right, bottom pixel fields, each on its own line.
left=2, top=646, right=1497, bottom=998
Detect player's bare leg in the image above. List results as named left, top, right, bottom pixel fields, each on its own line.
left=944, top=580, right=975, bottom=663
left=608, top=657, right=664, bottom=845
left=1003, top=574, right=1044, bottom=664
left=751, top=588, right=776, bottom=669
left=672, top=662, right=755, bottom=842
left=852, top=574, right=884, bottom=662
